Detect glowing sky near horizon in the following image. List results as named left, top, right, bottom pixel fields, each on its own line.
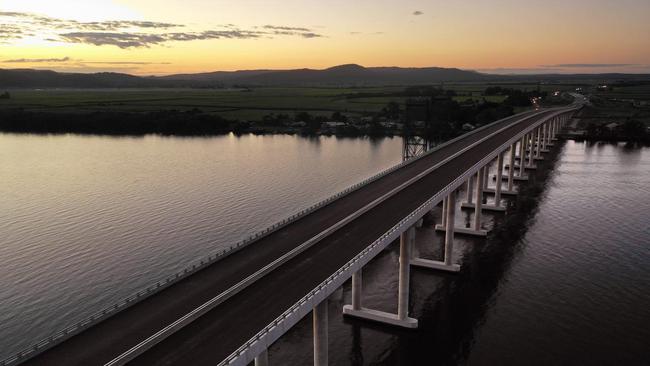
left=0, top=0, right=649, bottom=75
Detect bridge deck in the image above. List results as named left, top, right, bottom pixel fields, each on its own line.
left=23, top=109, right=556, bottom=366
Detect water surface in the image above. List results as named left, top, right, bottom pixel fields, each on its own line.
left=0, top=133, right=402, bottom=358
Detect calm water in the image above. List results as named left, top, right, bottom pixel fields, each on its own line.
left=0, top=133, right=403, bottom=359
left=1, top=134, right=649, bottom=365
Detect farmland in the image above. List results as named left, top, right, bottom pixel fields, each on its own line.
left=0, top=82, right=577, bottom=122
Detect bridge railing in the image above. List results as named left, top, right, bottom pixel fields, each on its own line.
left=219, top=107, right=579, bottom=366
left=1, top=107, right=559, bottom=366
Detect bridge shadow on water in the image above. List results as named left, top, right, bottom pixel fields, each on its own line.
left=265, top=142, right=567, bottom=366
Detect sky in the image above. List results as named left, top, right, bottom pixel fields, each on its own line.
left=1, top=0, right=649, bottom=75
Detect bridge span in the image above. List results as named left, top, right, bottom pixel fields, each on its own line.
left=7, top=102, right=581, bottom=366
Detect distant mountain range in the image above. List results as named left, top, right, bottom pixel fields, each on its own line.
left=1, top=64, right=649, bottom=88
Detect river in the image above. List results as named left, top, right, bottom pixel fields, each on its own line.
left=1, top=134, right=648, bottom=364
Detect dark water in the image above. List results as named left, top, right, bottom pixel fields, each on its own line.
left=267, top=140, right=650, bottom=365
left=1, top=134, right=649, bottom=364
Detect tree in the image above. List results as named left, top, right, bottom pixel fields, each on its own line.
left=330, top=111, right=348, bottom=122
left=621, top=119, right=646, bottom=139
left=381, top=102, right=400, bottom=119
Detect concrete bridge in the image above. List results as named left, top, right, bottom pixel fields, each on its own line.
left=4, top=101, right=581, bottom=366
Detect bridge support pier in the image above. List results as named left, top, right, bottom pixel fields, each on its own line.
left=343, top=227, right=418, bottom=328
left=518, top=135, right=526, bottom=178
left=255, top=350, right=269, bottom=366
left=507, top=143, right=517, bottom=193
left=351, top=270, right=362, bottom=310
left=466, top=175, right=474, bottom=205
left=527, top=132, right=536, bottom=169
left=313, top=300, right=328, bottom=366
left=464, top=154, right=506, bottom=212
left=534, top=127, right=543, bottom=160
left=440, top=168, right=488, bottom=236
left=441, top=198, right=448, bottom=227
left=540, top=124, right=550, bottom=152
left=413, top=190, right=460, bottom=272
left=547, top=120, right=555, bottom=145
left=486, top=144, right=518, bottom=195
left=483, top=163, right=490, bottom=191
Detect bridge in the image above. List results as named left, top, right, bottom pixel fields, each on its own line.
left=5, top=100, right=581, bottom=366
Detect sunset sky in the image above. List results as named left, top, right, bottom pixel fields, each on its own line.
left=1, top=0, right=649, bottom=75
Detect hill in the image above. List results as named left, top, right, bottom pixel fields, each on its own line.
left=2, top=65, right=650, bottom=88
left=0, top=65, right=491, bottom=88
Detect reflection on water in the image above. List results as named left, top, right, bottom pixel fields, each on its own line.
left=267, top=141, right=650, bottom=365
left=0, top=133, right=402, bottom=358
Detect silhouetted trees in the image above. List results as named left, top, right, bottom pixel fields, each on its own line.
left=0, top=109, right=232, bottom=135
left=484, top=86, right=546, bottom=107
left=584, top=119, right=649, bottom=142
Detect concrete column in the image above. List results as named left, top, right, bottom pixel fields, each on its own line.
left=518, top=136, right=525, bottom=177
left=444, top=190, right=456, bottom=266
left=398, top=227, right=415, bottom=320
left=508, top=143, right=516, bottom=191
left=527, top=132, right=535, bottom=167
left=483, top=163, right=490, bottom=190
left=474, top=168, right=484, bottom=231
left=466, top=175, right=474, bottom=204
left=542, top=124, right=548, bottom=149
left=255, top=350, right=269, bottom=366
left=351, top=270, right=362, bottom=311
left=551, top=118, right=555, bottom=140
left=495, top=152, right=504, bottom=206
left=441, top=198, right=448, bottom=226
left=535, top=127, right=541, bottom=158
left=313, top=300, right=328, bottom=366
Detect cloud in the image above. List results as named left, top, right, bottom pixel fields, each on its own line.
left=0, top=12, right=182, bottom=31
left=73, top=20, right=182, bottom=31
left=263, top=25, right=311, bottom=32
left=475, top=67, right=563, bottom=75
left=413, top=11, right=424, bottom=16
left=57, top=27, right=323, bottom=48
left=0, top=24, right=28, bottom=40
left=57, top=28, right=320, bottom=48
left=1, top=11, right=324, bottom=48
left=83, top=61, right=172, bottom=65
left=541, top=63, right=637, bottom=68
left=3, top=56, right=70, bottom=63
left=59, top=32, right=168, bottom=48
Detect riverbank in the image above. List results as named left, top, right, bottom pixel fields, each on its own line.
left=0, top=108, right=450, bottom=138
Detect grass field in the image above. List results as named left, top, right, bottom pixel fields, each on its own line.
left=0, top=87, right=411, bottom=118
left=580, top=84, right=650, bottom=128
left=0, top=82, right=580, bottom=121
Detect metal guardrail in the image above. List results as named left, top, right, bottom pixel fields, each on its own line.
left=219, top=107, right=579, bottom=366
left=0, top=107, right=557, bottom=366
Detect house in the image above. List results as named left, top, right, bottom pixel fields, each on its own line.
left=462, top=123, right=475, bottom=131
left=323, top=122, right=347, bottom=129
